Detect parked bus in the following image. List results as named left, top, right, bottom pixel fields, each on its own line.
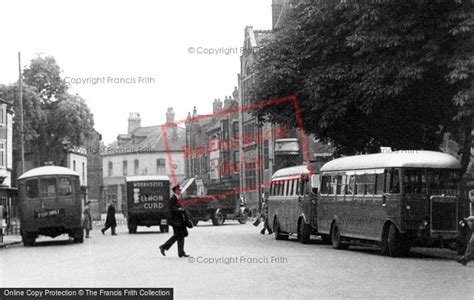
left=18, top=166, right=83, bottom=246
left=125, top=175, right=170, bottom=233
left=267, top=165, right=322, bottom=244
left=317, top=150, right=469, bottom=256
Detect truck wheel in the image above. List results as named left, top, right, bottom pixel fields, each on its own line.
left=22, top=231, right=36, bottom=246
left=73, top=228, right=84, bottom=243
left=212, top=210, right=225, bottom=226
left=238, top=211, right=249, bottom=224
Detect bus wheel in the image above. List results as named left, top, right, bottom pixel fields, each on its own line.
left=298, top=219, right=311, bottom=244
left=191, top=219, right=199, bottom=226
left=383, top=224, right=409, bottom=257
left=274, top=218, right=288, bottom=240
left=22, top=232, right=35, bottom=246
left=331, top=223, right=348, bottom=250
left=212, top=210, right=225, bottom=226
left=320, top=235, right=331, bottom=244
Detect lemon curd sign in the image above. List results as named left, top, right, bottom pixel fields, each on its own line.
left=131, top=181, right=168, bottom=210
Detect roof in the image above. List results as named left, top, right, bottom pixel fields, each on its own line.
left=18, top=166, right=79, bottom=180
left=126, top=175, right=170, bottom=182
left=320, top=151, right=461, bottom=172
left=105, top=125, right=186, bottom=156
left=272, top=165, right=313, bottom=179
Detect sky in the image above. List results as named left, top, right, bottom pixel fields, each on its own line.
left=0, top=0, right=272, bottom=144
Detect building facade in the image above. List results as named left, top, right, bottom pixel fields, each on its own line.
left=0, top=98, right=15, bottom=228
left=101, top=110, right=186, bottom=214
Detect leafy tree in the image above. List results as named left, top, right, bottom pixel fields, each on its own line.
left=250, top=0, right=473, bottom=171
left=1, top=54, right=95, bottom=169
left=23, top=55, right=67, bottom=103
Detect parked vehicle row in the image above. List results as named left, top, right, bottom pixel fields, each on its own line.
left=267, top=150, right=473, bottom=257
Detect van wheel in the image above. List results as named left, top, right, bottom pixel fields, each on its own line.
left=238, top=211, right=249, bottom=224
left=73, top=228, right=84, bottom=243
left=331, top=223, right=348, bottom=250
left=212, top=210, right=225, bottom=226
left=22, top=231, right=36, bottom=246
left=298, top=219, right=311, bottom=244
left=274, top=217, right=288, bottom=240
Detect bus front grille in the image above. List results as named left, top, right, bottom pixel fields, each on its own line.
left=430, top=196, right=457, bottom=232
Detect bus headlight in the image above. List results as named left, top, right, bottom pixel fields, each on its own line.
left=459, top=220, right=467, bottom=228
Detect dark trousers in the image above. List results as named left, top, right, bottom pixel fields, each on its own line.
left=461, top=234, right=474, bottom=264
left=102, top=225, right=116, bottom=235
left=162, top=226, right=186, bottom=256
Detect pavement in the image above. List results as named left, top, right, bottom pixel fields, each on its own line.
left=0, top=234, right=22, bottom=248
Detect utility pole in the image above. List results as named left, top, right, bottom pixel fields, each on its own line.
left=18, top=52, right=25, bottom=174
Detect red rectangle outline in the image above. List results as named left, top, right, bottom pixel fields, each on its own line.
left=161, top=96, right=313, bottom=206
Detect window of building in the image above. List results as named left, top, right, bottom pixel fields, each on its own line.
left=0, top=141, right=5, bottom=168
left=82, top=162, right=85, bottom=183
left=106, top=185, right=117, bottom=203
left=73, top=160, right=76, bottom=171
left=123, top=160, right=128, bottom=176
left=232, top=151, right=239, bottom=173
left=108, top=161, right=113, bottom=177
left=156, top=158, right=166, bottom=174
left=0, top=105, right=6, bottom=126
left=134, top=159, right=139, bottom=175
left=245, top=162, right=256, bottom=188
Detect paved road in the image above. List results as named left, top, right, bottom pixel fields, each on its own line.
left=1, top=221, right=473, bottom=299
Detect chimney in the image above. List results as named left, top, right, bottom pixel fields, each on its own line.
left=166, top=107, right=175, bottom=124
left=128, top=112, right=141, bottom=134
left=223, top=96, right=233, bottom=110
left=213, top=99, right=223, bottom=114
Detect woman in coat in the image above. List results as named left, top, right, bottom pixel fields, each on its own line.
left=83, top=201, right=93, bottom=238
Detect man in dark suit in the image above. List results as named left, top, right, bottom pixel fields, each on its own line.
left=101, top=201, right=117, bottom=235
left=159, top=185, right=189, bottom=257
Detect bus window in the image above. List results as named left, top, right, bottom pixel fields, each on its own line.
left=321, top=176, right=330, bottom=194
left=287, top=180, right=293, bottom=196
left=58, top=177, right=73, bottom=196
left=293, top=179, right=298, bottom=195
left=279, top=181, right=285, bottom=196
left=26, top=179, right=39, bottom=199
left=375, top=172, right=385, bottom=194
left=356, top=174, right=366, bottom=195
left=386, top=169, right=400, bottom=194
left=366, top=174, right=376, bottom=195
left=336, top=175, right=344, bottom=195
left=270, top=182, right=274, bottom=196
left=403, top=169, right=424, bottom=194
left=347, top=175, right=355, bottom=195
left=40, top=178, right=57, bottom=198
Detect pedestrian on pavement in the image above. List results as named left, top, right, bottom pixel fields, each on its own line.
left=159, top=184, right=190, bottom=257
left=457, top=216, right=474, bottom=266
left=259, top=199, right=272, bottom=235
left=83, top=201, right=93, bottom=238
left=101, top=201, right=117, bottom=236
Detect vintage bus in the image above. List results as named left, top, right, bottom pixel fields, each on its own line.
left=125, top=175, right=170, bottom=233
left=317, top=150, right=469, bottom=256
left=267, top=165, right=321, bottom=244
left=18, top=166, right=84, bottom=246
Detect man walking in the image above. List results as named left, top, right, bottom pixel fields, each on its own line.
left=101, top=201, right=117, bottom=236
left=159, top=185, right=190, bottom=257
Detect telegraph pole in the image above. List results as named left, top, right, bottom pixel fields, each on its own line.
left=18, top=52, right=25, bottom=174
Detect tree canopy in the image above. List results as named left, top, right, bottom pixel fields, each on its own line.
left=250, top=0, right=474, bottom=169
left=0, top=54, right=95, bottom=168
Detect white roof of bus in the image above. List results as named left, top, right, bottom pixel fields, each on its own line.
left=18, top=166, right=79, bottom=180
left=272, top=165, right=314, bottom=179
left=126, top=175, right=170, bottom=182
left=320, top=151, right=461, bottom=172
